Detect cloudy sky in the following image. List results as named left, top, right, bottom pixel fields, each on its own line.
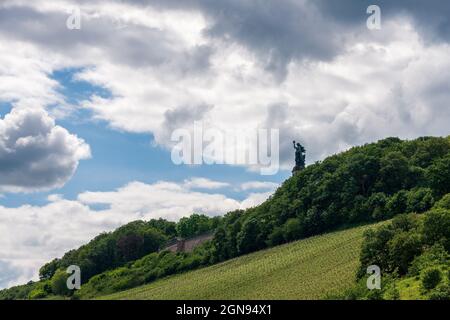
left=1, top=0, right=450, bottom=288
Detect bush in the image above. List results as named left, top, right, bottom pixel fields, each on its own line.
left=421, top=268, right=442, bottom=290
left=28, top=281, right=51, bottom=300
left=51, top=269, right=70, bottom=296
left=409, top=244, right=449, bottom=276
left=426, top=155, right=450, bottom=196
left=28, top=288, right=47, bottom=300
left=284, top=218, right=303, bottom=242
left=178, top=254, right=202, bottom=271
left=267, top=227, right=285, bottom=246
left=358, top=214, right=421, bottom=277
left=387, top=231, right=422, bottom=274
left=434, top=193, right=450, bottom=210
left=111, top=274, right=142, bottom=292
left=428, top=283, right=450, bottom=300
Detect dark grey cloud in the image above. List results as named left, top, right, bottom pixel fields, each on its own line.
left=31, top=0, right=344, bottom=80
left=0, top=108, right=90, bottom=192
left=155, top=103, right=213, bottom=146
left=125, top=0, right=450, bottom=79
left=2, top=0, right=449, bottom=167
left=312, top=0, right=450, bottom=42
left=196, top=0, right=343, bottom=80
left=5, top=0, right=449, bottom=81
left=0, top=5, right=213, bottom=71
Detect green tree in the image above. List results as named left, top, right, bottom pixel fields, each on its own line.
left=421, top=268, right=442, bottom=290
left=386, top=191, right=408, bottom=217
left=147, top=219, right=177, bottom=238
left=39, top=258, right=60, bottom=280
left=284, top=218, right=302, bottom=242
left=434, top=193, right=450, bottom=209
left=237, top=218, right=262, bottom=254
left=406, top=188, right=434, bottom=213
left=358, top=226, right=394, bottom=278
left=378, top=152, right=410, bottom=194
left=212, top=227, right=229, bottom=261
left=426, top=155, right=450, bottom=196
left=387, top=231, right=422, bottom=274
left=423, top=209, right=450, bottom=251
left=51, top=269, right=70, bottom=296
left=365, top=192, right=388, bottom=220
left=176, top=214, right=213, bottom=238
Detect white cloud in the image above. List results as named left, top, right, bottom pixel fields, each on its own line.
left=0, top=39, right=63, bottom=110
left=0, top=178, right=271, bottom=288
left=0, top=1, right=449, bottom=171
left=77, top=180, right=240, bottom=221
left=183, top=177, right=230, bottom=190
left=0, top=107, right=91, bottom=192
left=239, top=192, right=274, bottom=209
left=0, top=199, right=105, bottom=289
left=240, top=181, right=279, bottom=191
left=1, top=0, right=450, bottom=290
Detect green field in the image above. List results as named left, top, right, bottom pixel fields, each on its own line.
left=100, top=223, right=382, bottom=300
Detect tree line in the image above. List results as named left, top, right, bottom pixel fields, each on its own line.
left=1, top=135, right=449, bottom=299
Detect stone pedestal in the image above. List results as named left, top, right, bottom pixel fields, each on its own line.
left=292, top=165, right=303, bottom=175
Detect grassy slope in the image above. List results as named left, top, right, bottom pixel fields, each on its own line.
left=396, top=277, right=425, bottom=300
left=100, top=223, right=383, bottom=300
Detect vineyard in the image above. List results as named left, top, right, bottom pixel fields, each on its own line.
left=100, top=222, right=383, bottom=300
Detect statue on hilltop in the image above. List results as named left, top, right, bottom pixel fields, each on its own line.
left=292, top=140, right=306, bottom=174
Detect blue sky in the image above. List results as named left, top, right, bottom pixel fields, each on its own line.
left=1, top=68, right=288, bottom=207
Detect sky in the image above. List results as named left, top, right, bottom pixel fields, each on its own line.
left=0, top=0, right=450, bottom=288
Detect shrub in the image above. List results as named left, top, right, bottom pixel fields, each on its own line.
left=409, top=244, right=449, bottom=276
left=51, top=269, right=70, bottom=296
left=428, top=283, right=450, bottom=300
left=28, top=288, right=47, bottom=300
left=284, top=218, right=303, bottom=242
left=266, top=227, right=285, bottom=246
left=421, top=268, right=442, bottom=290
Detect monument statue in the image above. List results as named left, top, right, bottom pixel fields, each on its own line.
left=292, top=140, right=306, bottom=174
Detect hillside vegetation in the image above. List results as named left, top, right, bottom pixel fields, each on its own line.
left=1, top=135, right=449, bottom=300
left=100, top=223, right=381, bottom=300
left=339, top=203, right=450, bottom=300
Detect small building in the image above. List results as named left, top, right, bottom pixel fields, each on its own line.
left=162, top=232, right=214, bottom=253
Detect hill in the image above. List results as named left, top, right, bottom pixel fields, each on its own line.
left=99, top=223, right=382, bottom=300
left=1, top=135, right=449, bottom=300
